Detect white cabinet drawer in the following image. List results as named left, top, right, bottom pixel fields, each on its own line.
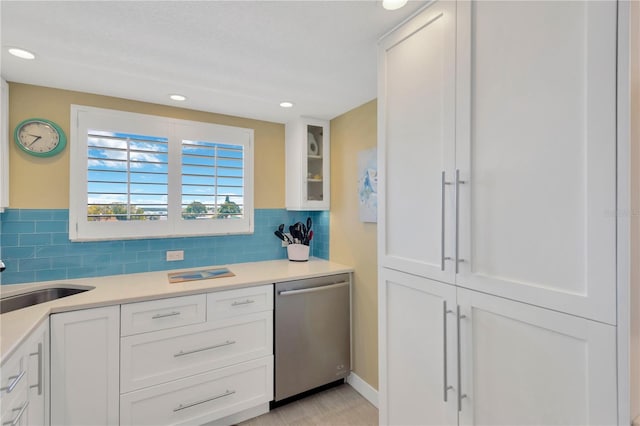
left=121, top=294, right=206, bottom=336
left=1, top=355, right=29, bottom=425
left=207, top=285, right=273, bottom=319
left=120, top=312, right=273, bottom=392
left=120, top=356, right=273, bottom=426
left=1, top=394, right=29, bottom=426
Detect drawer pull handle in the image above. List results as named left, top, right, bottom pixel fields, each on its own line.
left=0, top=369, right=25, bottom=393
left=173, top=389, right=235, bottom=412
left=151, top=311, right=181, bottom=319
left=231, top=299, right=255, bottom=306
left=29, top=342, right=43, bottom=395
left=174, top=340, right=237, bottom=357
left=278, top=281, right=349, bottom=296
left=3, top=400, right=29, bottom=426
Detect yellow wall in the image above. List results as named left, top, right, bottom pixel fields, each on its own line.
left=330, top=99, right=378, bottom=389
left=9, top=82, right=380, bottom=386
left=8, top=83, right=284, bottom=209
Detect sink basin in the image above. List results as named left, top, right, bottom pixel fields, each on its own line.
left=0, top=286, right=94, bottom=314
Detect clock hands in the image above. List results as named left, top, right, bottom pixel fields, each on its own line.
left=27, top=134, right=42, bottom=147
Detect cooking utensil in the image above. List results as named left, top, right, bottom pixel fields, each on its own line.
left=289, top=225, right=300, bottom=244
left=275, top=230, right=293, bottom=244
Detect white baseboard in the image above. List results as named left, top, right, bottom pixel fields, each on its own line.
left=347, top=372, right=379, bottom=408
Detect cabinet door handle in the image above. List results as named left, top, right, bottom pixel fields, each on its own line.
left=174, top=340, right=236, bottom=357
left=3, top=400, right=29, bottom=426
left=231, top=299, right=255, bottom=306
left=151, top=311, right=181, bottom=319
left=441, top=172, right=454, bottom=271
left=455, top=169, right=466, bottom=273
left=29, top=342, right=43, bottom=395
left=0, top=369, right=25, bottom=393
left=456, top=305, right=468, bottom=412
left=443, top=301, right=455, bottom=402
left=278, top=281, right=348, bottom=296
left=173, top=389, right=235, bottom=412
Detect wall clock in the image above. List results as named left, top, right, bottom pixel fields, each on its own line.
left=14, top=118, right=67, bottom=157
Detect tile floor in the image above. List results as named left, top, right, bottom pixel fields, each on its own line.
left=239, top=384, right=378, bottom=425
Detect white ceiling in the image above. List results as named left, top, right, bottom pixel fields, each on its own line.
left=1, top=1, right=428, bottom=124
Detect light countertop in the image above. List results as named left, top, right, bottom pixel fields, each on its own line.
left=0, top=258, right=353, bottom=363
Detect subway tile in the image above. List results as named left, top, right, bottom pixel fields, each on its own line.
left=20, top=210, right=54, bottom=221
left=3, top=246, right=35, bottom=259
left=124, top=262, right=149, bottom=274
left=36, top=269, right=68, bottom=282
left=51, top=233, right=71, bottom=245
left=36, top=221, right=68, bottom=233
left=50, top=256, right=83, bottom=269
left=36, top=245, right=70, bottom=257
left=51, top=210, right=70, bottom=220
left=124, top=240, right=150, bottom=251
left=136, top=250, right=166, bottom=262
left=82, top=254, right=111, bottom=266
left=19, top=233, right=53, bottom=246
left=19, top=258, right=52, bottom=271
left=3, top=221, right=36, bottom=234
left=2, top=234, right=19, bottom=247
left=1, top=271, right=36, bottom=285
left=1, top=210, right=21, bottom=221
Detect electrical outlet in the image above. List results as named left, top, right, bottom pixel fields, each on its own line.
left=166, top=250, right=184, bottom=261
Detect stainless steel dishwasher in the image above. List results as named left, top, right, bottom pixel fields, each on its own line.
left=274, top=273, right=351, bottom=402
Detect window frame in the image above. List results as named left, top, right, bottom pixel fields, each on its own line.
left=70, top=105, right=254, bottom=241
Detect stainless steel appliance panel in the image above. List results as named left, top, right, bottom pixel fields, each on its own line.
left=274, top=273, right=351, bottom=401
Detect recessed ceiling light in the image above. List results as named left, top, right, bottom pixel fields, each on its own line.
left=8, top=48, right=35, bottom=60
left=169, top=94, right=187, bottom=101
left=382, top=0, right=408, bottom=10
left=280, top=102, right=294, bottom=108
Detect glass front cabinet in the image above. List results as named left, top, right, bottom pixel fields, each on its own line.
left=285, top=117, right=330, bottom=211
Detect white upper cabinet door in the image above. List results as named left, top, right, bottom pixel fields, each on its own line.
left=285, top=118, right=330, bottom=211
left=378, top=0, right=457, bottom=282
left=378, top=268, right=458, bottom=426
left=456, top=288, right=617, bottom=426
left=455, top=1, right=618, bottom=324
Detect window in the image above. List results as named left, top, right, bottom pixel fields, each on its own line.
left=70, top=105, right=254, bottom=241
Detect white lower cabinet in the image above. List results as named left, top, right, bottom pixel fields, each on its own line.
left=120, top=357, right=273, bottom=426
left=120, top=284, right=274, bottom=425
left=379, top=268, right=617, bottom=426
left=25, top=320, right=48, bottom=426
left=0, top=320, right=47, bottom=426
left=50, top=305, right=120, bottom=426
left=120, top=311, right=273, bottom=393
left=48, top=284, right=274, bottom=425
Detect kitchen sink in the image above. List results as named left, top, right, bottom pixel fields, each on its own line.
left=0, top=286, right=95, bottom=314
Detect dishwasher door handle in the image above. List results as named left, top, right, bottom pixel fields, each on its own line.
left=278, top=281, right=349, bottom=296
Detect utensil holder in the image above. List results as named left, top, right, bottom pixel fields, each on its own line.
left=287, top=244, right=310, bottom=262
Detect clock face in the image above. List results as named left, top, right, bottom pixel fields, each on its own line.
left=15, top=119, right=66, bottom=157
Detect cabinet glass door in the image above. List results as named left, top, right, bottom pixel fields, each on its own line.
left=306, top=125, right=324, bottom=203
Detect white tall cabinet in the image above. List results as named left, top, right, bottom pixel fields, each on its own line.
left=378, top=1, right=621, bottom=424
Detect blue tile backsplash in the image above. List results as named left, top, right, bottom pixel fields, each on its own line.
left=0, top=209, right=329, bottom=285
